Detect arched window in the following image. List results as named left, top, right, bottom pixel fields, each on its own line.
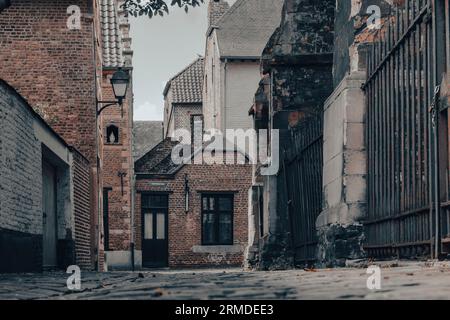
left=106, top=125, right=119, bottom=144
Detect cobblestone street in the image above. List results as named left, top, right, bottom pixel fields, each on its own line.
left=1, top=262, right=450, bottom=300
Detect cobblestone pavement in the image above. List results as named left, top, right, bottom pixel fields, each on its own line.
left=1, top=261, right=450, bottom=300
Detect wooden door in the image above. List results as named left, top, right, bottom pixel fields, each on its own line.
left=42, top=161, right=57, bottom=268
left=142, top=209, right=168, bottom=268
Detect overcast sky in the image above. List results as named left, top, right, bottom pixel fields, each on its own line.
left=130, top=1, right=236, bottom=121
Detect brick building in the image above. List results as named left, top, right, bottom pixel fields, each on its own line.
left=0, top=0, right=134, bottom=271
left=134, top=142, right=252, bottom=268
left=134, top=57, right=253, bottom=268
left=0, top=80, right=91, bottom=272
left=163, top=57, right=204, bottom=141
left=0, top=0, right=102, bottom=270
left=99, top=0, right=135, bottom=270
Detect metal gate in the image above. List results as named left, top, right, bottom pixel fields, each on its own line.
left=281, top=116, right=323, bottom=265
left=363, top=0, right=449, bottom=259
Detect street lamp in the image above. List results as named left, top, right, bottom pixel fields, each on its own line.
left=97, top=68, right=130, bottom=117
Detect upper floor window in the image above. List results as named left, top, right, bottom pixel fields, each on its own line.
left=106, top=125, right=119, bottom=144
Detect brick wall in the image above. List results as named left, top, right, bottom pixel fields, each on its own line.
left=101, top=71, right=133, bottom=252
left=0, top=0, right=104, bottom=270
left=173, top=104, right=202, bottom=143
left=0, top=0, right=97, bottom=163
left=208, top=0, right=230, bottom=28
left=135, top=161, right=252, bottom=268
left=71, top=147, right=93, bottom=270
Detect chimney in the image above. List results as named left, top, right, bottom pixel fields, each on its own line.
left=208, top=0, right=230, bottom=28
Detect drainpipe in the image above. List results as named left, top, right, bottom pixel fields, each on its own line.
left=223, top=58, right=228, bottom=131
left=130, top=82, right=136, bottom=272
left=90, top=3, right=102, bottom=271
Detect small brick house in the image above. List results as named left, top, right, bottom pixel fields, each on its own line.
left=134, top=140, right=252, bottom=268
left=134, top=57, right=252, bottom=268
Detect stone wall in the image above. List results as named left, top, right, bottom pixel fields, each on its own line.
left=316, top=0, right=393, bottom=267
left=332, top=0, right=392, bottom=85
left=249, top=0, right=335, bottom=270
left=317, top=72, right=367, bottom=267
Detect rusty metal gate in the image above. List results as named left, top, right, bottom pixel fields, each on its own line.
left=281, top=116, right=323, bottom=265
left=364, top=0, right=449, bottom=259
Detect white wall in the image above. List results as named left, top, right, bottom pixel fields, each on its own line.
left=224, top=61, right=260, bottom=131
left=203, top=31, right=260, bottom=133
left=203, top=31, right=223, bottom=133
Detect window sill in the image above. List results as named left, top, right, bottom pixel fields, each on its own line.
left=192, top=245, right=243, bottom=254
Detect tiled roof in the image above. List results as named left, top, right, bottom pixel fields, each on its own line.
left=135, top=138, right=180, bottom=174
left=100, top=0, right=123, bottom=67
left=215, top=0, right=284, bottom=58
left=133, top=121, right=164, bottom=161
left=164, top=57, right=204, bottom=104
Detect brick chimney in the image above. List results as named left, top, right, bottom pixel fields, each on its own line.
left=208, top=0, right=230, bottom=28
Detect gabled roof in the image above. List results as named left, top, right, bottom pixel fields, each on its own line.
left=163, top=57, right=204, bottom=104
left=100, top=0, right=123, bottom=68
left=135, top=136, right=251, bottom=178
left=214, top=0, right=284, bottom=58
left=133, top=121, right=163, bottom=161
left=135, top=138, right=180, bottom=175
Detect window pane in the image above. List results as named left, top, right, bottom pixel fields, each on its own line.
left=219, top=214, right=232, bottom=244
left=209, top=197, right=215, bottom=211
left=218, top=197, right=232, bottom=211
left=144, top=214, right=153, bottom=240
left=156, top=213, right=165, bottom=240
left=202, top=196, right=208, bottom=210
left=202, top=214, right=215, bottom=244
left=143, top=195, right=168, bottom=208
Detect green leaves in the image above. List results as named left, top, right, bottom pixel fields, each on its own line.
left=122, top=0, right=205, bottom=18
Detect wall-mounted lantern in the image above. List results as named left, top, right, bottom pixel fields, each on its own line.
left=97, top=68, right=130, bottom=118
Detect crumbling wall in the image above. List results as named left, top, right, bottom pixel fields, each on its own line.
left=317, top=0, right=392, bottom=267
left=250, top=0, right=335, bottom=270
